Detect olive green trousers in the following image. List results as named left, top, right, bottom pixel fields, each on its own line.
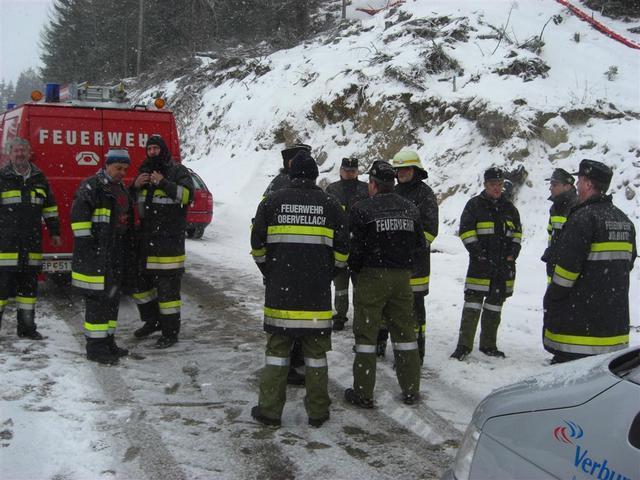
left=258, top=333, right=331, bottom=421
left=351, top=268, right=421, bottom=400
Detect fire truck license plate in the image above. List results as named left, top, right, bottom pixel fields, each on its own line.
left=43, top=260, right=72, bottom=273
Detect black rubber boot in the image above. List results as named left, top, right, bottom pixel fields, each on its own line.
left=479, top=347, right=506, bottom=358
left=133, top=320, right=161, bottom=338
left=86, top=339, right=119, bottom=365
left=155, top=335, right=178, bottom=349
left=107, top=335, right=129, bottom=357
left=344, top=388, right=374, bottom=409
left=17, top=329, right=43, bottom=340
left=402, top=392, right=419, bottom=405
left=17, top=309, right=42, bottom=340
left=251, top=406, right=281, bottom=427
left=450, top=345, right=471, bottom=361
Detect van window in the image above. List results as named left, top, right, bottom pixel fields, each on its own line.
left=610, top=349, right=640, bottom=385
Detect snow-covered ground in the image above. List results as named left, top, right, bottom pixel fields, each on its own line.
left=1, top=0, right=639, bottom=478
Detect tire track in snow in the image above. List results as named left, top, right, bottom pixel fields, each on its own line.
left=42, top=282, right=188, bottom=480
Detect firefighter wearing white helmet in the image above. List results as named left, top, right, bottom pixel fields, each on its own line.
left=376, top=149, right=438, bottom=365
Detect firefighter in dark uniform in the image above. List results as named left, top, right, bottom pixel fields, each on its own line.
left=71, top=149, right=134, bottom=364
left=131, top=135, right=194, bottom=348
left=451, top=167, right=522, bottom=361
left=541, top=168, right=578, bottom=284
left=0, top=137, right=60, bottom=339
left=262, top=143, right=311, bottom=198
left=376, top=150, right=438, bottom=364
left=344, top=161, right=424, bottom=408
left=262, top=143, right=312, bottom=385
left=250, top=150, right=348, bottom=427
left=544, top=159, right=636, bottom=363
left=325, top=157, right=368, bottom=331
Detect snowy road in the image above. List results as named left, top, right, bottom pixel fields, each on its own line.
left=1, top=253, right=461, bottom=480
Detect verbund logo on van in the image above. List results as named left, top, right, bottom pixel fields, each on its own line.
left=553, top=421, right=631, bottom=480
left=38, top=129, right=154, bottom=148
left=553, top=420, right=583, bottom=444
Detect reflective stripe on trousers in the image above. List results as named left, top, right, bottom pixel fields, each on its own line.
left=16, top=296, right=37, bottom=310
left=132, top=289, right=158, bottom=305
left=483, top=303, right=502, bottom=312
left=392, top=341, right=418, bottom=351
left=159, top=300, right=182, bottom=315
left=464, top=302, right=483, bottom=310
left=354, top=344, right=377, bottom=354
left=265, top=355, right=290, bottom=367
left=304, top=356, right=328, bottom=368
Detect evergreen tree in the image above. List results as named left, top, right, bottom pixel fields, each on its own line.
left=0, top=81, right=16, bottom=110
left=40, top=0, right=319, bottom=83
left=13, top=69, right=43, bottom=104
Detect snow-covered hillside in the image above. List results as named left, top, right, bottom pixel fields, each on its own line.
left=136, top=0, right=640, bottom=338
left=138, top=0, right=640, bottom=237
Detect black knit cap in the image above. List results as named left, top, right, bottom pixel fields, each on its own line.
left=546, top=168, right=574, bottom=185
left=146, top=134, right=167, bottom=150
left=368, top=160, right=395, bottom=184
left=289, top=150, right=318, bottom=179
left=281, top=143, right=311, bottom=167
left=573, top=159, right=612, bottom=185
left=341, top=157, right=358, bottom=170
left=484, top=167, right=504, bottom=182
left=145, top=135, right=170, bottom=160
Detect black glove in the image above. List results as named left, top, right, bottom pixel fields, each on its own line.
left=257, top=263, right=267, bottom=277
left=505, top=259, right=516, bottom=279
left=541, top=247, right=550, bottom=263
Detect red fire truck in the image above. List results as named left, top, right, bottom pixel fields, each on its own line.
left=0, top=82, right=213, bottom=278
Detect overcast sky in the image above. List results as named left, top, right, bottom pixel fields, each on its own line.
left=0, top=0, right=54, bottom=84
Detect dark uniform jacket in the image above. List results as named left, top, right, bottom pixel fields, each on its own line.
left=135, top=157, right=193, bottom=275
left=458, top=191, right=522, bottom=299
left=541, top=188, right=578, bottom=280
left=544, top=194, right=636, bottom=356
left=262, top=170, right=290, bottom=198
left=395, top=178, right=438, bottom=294
left=71, top=170, right=134, bottom=295
left=348, top=193, right=426, bottom=273
left=0, top=163, right=59, bottom=272
left=251, top=179, right=348, bottom=337
left=325, top=179, right=368, bottom=224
